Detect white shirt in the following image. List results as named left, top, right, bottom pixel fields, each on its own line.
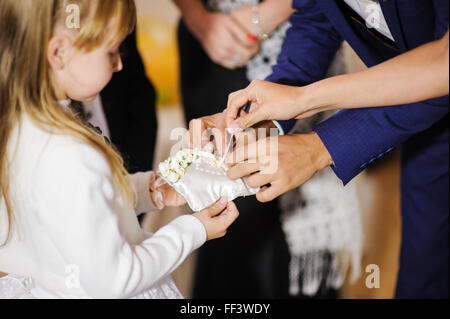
left=0, top=113, right=207, bottom=299
left=344, top=0, right=394, bottom=41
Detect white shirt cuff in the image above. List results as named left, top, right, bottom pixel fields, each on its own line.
left=171, top=215, right=207, bottom=251
left=272, top=120, right=285, bottom=136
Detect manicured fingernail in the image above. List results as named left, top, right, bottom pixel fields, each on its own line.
left=220, top=197, right=228, bottom=204
left=247, top=34, right=258, bottom=42
left=227, top=121, right=242, bottom=134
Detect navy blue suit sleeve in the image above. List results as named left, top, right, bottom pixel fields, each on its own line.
left=313, top=96, right=449, bottom=185
left=265, top=0, right=343, bottom=133
left=432, top=0, right=450, bottom=38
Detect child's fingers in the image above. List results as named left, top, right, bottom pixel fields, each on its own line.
left=203, top=197, right=229, bottom=217
left=154, top=175, right=167, bottom=188
left=216, top=201, right=240, bottom=228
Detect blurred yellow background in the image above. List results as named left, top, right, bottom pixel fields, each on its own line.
left=135, top=0, right=181, bottom=106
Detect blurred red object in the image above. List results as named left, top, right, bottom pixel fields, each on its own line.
left=247, top=34, right=258, bottom=42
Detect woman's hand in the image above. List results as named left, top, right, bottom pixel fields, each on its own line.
left=193, top=197, right=240, bottom=240
left=225, top=80, right=309, bottom=131
left=229, top=6, right=259, bottom=41
left=230, top=1, right=296, bottom=44
left=186, top=10, right=260, bottom=69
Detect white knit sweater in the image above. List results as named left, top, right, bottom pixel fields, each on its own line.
left=0, top=114, right=206, bottom=299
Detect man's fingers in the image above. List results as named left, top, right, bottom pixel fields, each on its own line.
left=227, top=161, right=260, bottom=180
left=246, top=172, right=274, bottom=189
left=226, top=139, right=258, bottom=165
left=256, top=181, right=284, bottom=203
left=204, top=197, right=229, bottom=217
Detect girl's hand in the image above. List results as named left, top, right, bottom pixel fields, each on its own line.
left=225, top=80, right=308, bottom=132
left=151, top=176, right=186, bottom=208
left=193, top=197, right=240, bottom=240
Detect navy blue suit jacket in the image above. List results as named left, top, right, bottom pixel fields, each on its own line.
left=266, top=0, right=449, bottom=298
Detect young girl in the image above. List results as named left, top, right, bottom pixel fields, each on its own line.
left=0, top=0, right=239, bottom=299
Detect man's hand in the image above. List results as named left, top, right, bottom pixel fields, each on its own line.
left=226, top=133, right=333, bottom=203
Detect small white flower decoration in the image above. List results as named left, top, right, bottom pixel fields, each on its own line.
left=158, top=149, right=201, bottom=183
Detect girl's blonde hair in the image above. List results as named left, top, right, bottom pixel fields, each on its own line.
left=0, top=0, right=137, bottom=246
